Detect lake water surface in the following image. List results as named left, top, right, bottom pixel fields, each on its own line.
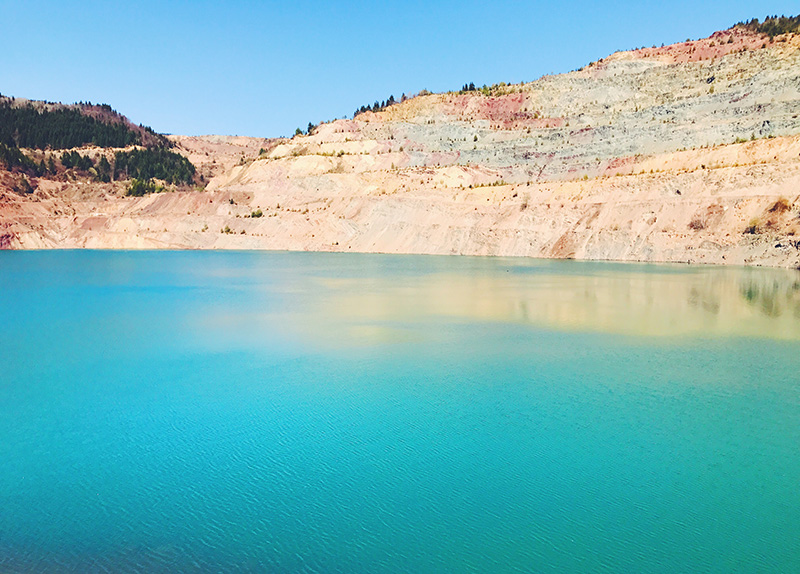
left=1, top=251, right=799, bottom=572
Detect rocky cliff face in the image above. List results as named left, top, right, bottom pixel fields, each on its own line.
left=2, top=26, right=800, bottom=266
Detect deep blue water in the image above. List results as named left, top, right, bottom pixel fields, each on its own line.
left=1, top=251, right=799, bottom=572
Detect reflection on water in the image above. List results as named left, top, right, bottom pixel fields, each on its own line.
left=267, top=260, right=800, bottom=343
left=3, top=252, right=800, bottom=573
left=738, top=272, right=800, bottom=318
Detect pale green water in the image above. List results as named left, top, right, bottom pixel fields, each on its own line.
left=1, top=251, right=799, bottom=572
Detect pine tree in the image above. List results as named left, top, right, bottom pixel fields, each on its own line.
left=97, top=156, right=111, bottom=182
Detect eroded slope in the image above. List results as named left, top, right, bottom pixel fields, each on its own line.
left=2, top=26, right=800, bottom=266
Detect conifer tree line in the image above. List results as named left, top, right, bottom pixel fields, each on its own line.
left=354, top=94, right=402, bottom=117
left=113, top=148, right=195, bottom=185
left=737, top=14, right=800, bottom=37
left=60, top=150, right=95, bottom=171
left=0, top=101, right=160, bottom=149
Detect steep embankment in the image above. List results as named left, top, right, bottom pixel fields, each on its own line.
left=2, top=23, right=800, bottom=266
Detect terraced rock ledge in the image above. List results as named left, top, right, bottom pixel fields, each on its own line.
left=2, top=24, right=800, bottom=267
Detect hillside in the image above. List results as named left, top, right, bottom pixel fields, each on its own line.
left=0, top=96, right=202, bottom=202
left=2, top=19, right=800, bottom=266
left=0, top=96, right=166, bottom=149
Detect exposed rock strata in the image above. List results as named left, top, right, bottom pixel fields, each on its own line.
left=2, top=28, right=800, bottom=267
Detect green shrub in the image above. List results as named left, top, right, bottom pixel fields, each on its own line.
left=744, top=218, right=761, bottom=234
left=15, top=175, right=34, bottom=194
left=689, top=218, right=706, bottom=230
left=125, top=178, right=164, bottom=197
left=769, top=198, right=791, bottom=213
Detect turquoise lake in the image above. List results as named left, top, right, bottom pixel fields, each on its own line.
left=1, top=251, right=799, bottom=573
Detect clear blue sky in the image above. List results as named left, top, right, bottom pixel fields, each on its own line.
left=1, top=1, right=795, bottom=137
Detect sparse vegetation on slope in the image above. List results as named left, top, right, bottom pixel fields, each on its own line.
left=2, top=140, right=195, bottom=188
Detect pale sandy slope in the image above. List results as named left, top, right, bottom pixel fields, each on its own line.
left=2, top=28, right=800, bottom=267
left=3, top=134, right=798, bottom=267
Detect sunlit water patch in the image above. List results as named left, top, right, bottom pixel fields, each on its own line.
left=1, top=251, right=799, bottom=572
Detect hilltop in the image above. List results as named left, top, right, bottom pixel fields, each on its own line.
left=0, top=96, right=202, bottom=201
left=0, top=95, right=167, bottom=149
left=2, top=17, right=800, bottom=266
